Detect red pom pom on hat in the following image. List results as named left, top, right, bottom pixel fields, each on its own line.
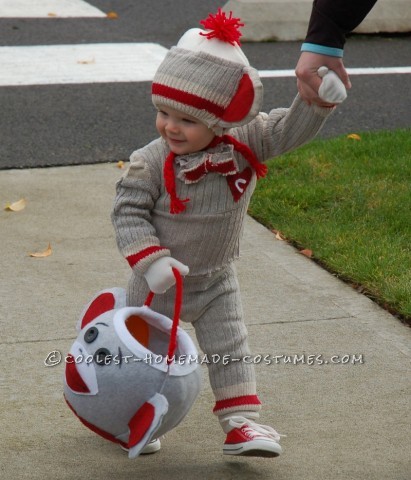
left=199, top=8, right=244, bottom=45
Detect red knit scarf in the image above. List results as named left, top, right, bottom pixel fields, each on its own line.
left=163, top=134, right=267, bottom=214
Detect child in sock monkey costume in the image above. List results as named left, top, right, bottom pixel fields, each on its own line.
left=112, top=8, right=346, bottom=457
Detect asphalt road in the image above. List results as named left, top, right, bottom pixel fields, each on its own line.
left=0, top=0, right=410, bottom=169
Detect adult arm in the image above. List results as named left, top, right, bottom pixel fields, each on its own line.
left=303, top=0, right=378, bottom=55
left=296, top=0, right=378, bottom=105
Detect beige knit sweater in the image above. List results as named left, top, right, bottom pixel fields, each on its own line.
left=112, top=95, right=331, bottom=277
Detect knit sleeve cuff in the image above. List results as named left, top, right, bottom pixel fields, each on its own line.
left=126, top=246, right=171, bottom=274
left=312, top=103, right=336, bottom=117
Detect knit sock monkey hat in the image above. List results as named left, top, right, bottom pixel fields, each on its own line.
left=152, top=9, right=267, bottom=214
left=152, top=8, right=263, bottom=132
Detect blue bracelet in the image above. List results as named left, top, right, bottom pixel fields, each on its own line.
left=301, top=43, right=344, bottom=58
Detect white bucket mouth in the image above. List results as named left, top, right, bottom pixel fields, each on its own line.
left=113, top=305, right=199, bottom=375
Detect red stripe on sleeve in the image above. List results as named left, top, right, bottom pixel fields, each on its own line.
left=126, top=246, right=168, bottom=268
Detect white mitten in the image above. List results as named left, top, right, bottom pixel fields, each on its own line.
left=144, top=256, right=189, bottom=294
left=318, top=66, right=347, bottom=104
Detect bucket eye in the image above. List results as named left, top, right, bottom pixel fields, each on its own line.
left=94, top=348, right=111, bottom=366
left=84, top=326, right=99, bottom=343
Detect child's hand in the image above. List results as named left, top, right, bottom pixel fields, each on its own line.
left=144, top=256, right=189, bottom=294
left=317, top=66, right=347, bottom=105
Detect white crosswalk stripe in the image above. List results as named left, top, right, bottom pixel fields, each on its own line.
left=259, top=67, right=411, bottom=78
left=0, top=0, right=168, bottom=86
left=0, top=43, right=168, bottom=86
left=0, top=0, right=105, bottom=17
left=1, top=43, right=410, bottom=86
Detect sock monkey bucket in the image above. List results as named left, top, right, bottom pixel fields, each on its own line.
left=64, top=269, right=201, bottom=458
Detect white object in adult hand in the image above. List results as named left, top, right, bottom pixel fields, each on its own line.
left=318, top=66, right=347, bottom=104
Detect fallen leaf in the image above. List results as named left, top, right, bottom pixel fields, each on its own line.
left=47, top=12, right=57, bottom=17
left=347, top=133, right=361, bottom=141
left=271, top=229, right=285, bottom=241
left=300, top=249, right=313, bottom=258
left=29, top=243, right=52, bottom=258
left=106, top=11, right=118, bottom=19
left=117, top=160, right=125, bottom=169
left=4, top=198, right=26, bottom=211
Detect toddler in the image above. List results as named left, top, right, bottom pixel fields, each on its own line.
left=112, top=9, right=344, bottom=457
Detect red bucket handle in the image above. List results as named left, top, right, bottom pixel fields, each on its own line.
left=143, top=268, right=183, bottom=365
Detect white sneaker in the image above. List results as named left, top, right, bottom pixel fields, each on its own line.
left=141, top=438, right=161, bottom=454
left=120, top=438, right=161, bottom=455
left=223, top=417, right=283, bottom=457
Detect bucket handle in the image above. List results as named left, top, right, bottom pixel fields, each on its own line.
left=143, top=268, right=183, bottom=365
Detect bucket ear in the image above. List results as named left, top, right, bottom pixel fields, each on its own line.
left=77, top=288, right=127, bottom=331
left=127, top=393, right=169, bottom=459
left=221, top=67, right=263, bottom=127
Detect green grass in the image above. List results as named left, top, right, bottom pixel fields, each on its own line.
left=249, top=129, right=411, bottom=320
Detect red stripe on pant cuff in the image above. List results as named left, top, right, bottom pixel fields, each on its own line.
left=213, top=395, right=261, bottom=413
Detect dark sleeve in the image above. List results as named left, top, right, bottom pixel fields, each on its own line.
left=305, top=0, right=378, bottom=49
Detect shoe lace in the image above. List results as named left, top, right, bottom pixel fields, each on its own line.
left=228, top=416, right=284, bottom=442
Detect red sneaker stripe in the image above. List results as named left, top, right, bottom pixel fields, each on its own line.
left=225, top=426, right=271, bottom=444
left=226, top=427, right=249, bottom=444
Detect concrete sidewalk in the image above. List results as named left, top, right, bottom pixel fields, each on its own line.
left=1, top=164, right=410, bottom=480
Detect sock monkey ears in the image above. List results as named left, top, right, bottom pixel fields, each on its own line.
left=221, top=71, right=260, bottom=124
left=77, top=288, right=127, bottom=331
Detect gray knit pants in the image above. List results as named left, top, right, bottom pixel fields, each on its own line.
left=127, top=263, right=261, bottom=417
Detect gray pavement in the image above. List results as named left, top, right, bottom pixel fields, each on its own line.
left=1, top=0, right=410, bottom=170
left=1, top=164, right=410, bottom=479
left=2, top=35, right=411, bottom=170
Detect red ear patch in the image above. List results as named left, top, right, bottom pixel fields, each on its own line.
left=222, top=74, right=254, bottom=122
left=80, top=292, right=115, bottom=329
left=128, top=402, right=155, bottom=448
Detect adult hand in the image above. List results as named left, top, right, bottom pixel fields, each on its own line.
left=295, top=52, right=351, bottom=107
